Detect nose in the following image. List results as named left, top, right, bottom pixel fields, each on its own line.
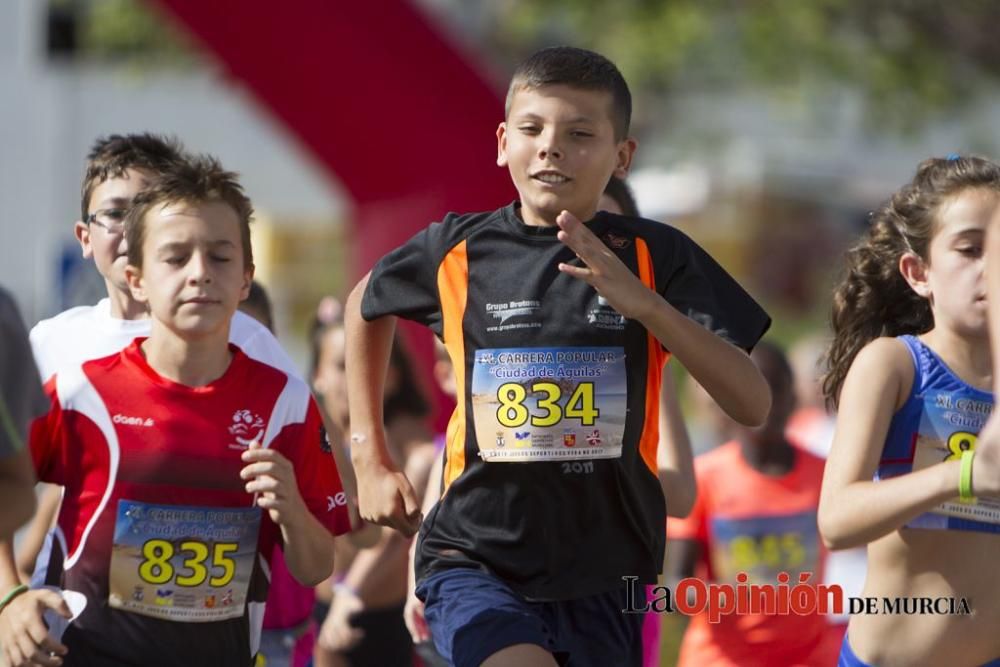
left=537, top=129, right=563, bottom=162
left=187, top=251, right=213, bottom=285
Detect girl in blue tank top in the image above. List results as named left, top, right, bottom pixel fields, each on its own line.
left=820, top=156, right=1000, bottom=667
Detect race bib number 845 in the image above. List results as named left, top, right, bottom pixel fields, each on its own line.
left=471, top=347, right=626, bottom=462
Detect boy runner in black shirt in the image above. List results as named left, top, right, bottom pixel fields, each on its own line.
left=346, top=46, right=771, bottom=667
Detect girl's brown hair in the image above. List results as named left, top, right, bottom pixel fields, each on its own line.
left=823, top=156, right=1000, bottom=407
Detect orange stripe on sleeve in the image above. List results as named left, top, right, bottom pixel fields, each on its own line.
left=635, top=238, right=667, bottom=475
left=437, top=240, right=469, bottom=493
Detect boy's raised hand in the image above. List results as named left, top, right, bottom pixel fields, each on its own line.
left=556, top=210, right=657, bottom=320
left=240, top=440, right=307, bottom=525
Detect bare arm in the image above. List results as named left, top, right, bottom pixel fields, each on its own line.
left=961, top=217, right=1000, bottom=498
left=0, top=537, right=69, bottom=666
left=320, top=443, right=439, bottom=652
left=344, top=274, right=421, bottom=536
left=276, top=508, right=335, bottom=587
left=637, top=297, right=769, bottom=427
left=241, top=443, right=335, bottom=586
left=267, top=443, right=338, bottom=587
left=818, top=338, right=965, bottom=550
left=555, top=211, right=770, bottom=426
left=319, top=412, right=380, bottom=549
left=0, top=452, right=36, bottom=542
left=657, top=368, right=696, bottom=518
left=341, top=443, right=436, bottom=600
left=15, top=483, right=59, bottom=582
left=405, top=449, right=444, bottom=642
left=990, top=215, right=1000, bottom=393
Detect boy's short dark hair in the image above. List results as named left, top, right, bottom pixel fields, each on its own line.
left=125, top=154, right=254, bottom=270
left=505, top=46, right=632, bottom=140
left=80, top=133, right=185, bottom=221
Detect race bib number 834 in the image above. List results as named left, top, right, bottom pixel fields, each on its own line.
left=472, top=347, right=626, bottom=462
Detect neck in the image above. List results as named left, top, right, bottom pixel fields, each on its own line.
left=140, top=322, right=232, bottom=387
left=921, top=327, right=992, bottom=391
left=739, top=436, right=795, bottom=477
left=106, top=282, right=149, bottom=320
left=517, top=203, right=596, bottom=228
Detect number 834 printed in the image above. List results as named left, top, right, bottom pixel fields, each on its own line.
left=495, top=381, right=599, bottom=428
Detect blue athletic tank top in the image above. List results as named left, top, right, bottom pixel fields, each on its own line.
left=876, top=335, right=1000, bottom=533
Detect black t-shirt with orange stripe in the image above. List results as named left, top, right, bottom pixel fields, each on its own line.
left=362, top=202, right=770, bottom=601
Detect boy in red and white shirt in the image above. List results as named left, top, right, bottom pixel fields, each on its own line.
left=0, top=155, right=349, bottom=667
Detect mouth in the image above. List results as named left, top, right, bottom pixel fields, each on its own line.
left=183, top=297, right=220, bottom=306
left=531, top=170, right=571, bottom=186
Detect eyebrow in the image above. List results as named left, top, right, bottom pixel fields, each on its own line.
left=93, top=196, right=132, bottom=209
left=949, top=226, right=985, bottom=239
left=514, top=113, right=596, bottom=124
left=155, top=240, right=237, bottom=255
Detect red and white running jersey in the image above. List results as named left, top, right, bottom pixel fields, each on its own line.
left=30, top=339, right=350, bottom=667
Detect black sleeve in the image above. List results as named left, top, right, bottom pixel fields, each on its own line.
left=361, top=224, right=443, bottom=332
left=0, top=288, right=48, bottom=456
left=659, top=229, right=771, bottom=352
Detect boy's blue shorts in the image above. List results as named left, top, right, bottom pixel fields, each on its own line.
left=416, top=568, right=643, bottom=667
left=839, top=634, right=1000, bottom=667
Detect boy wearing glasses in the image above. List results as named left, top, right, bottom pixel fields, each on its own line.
left=0, top=154, right=350, bottom=666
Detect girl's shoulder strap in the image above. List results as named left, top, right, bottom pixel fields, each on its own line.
left=896, top=333, right=923, bottom=370
left=895, top=334, right=925, bottom=399
left=898, top=334, right=993, bottom=400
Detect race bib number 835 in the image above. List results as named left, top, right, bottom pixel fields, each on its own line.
left=109, top=500, right=261, bottom=622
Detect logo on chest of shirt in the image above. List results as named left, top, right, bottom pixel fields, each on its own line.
left=113, top=413, right=155, bottom=427
left=485, top=299, right=542, bottom=333
left=228, top=409, right=265, bottom=450
left=586, top=295, right=626, bottom=331
left=602, top=232, right=632, bottom=250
